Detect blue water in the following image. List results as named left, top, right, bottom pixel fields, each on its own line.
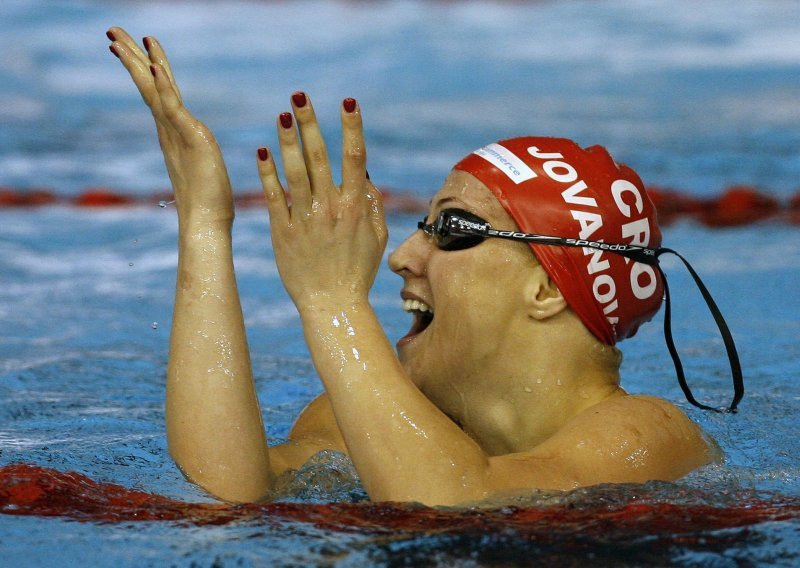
left=1, top=0, right=800, bottom=566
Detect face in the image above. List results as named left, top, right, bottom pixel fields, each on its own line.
left=388, top=169, right=540, bottom=403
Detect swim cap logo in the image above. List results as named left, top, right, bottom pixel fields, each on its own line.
left=473, top=144, right=537, bottom=184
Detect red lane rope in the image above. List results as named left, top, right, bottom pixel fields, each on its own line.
left=1, top=185, right=799, bottom=227
left=2, top=464, right=799, bottom=535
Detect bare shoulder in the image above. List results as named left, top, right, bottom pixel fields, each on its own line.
left=287, top=392, right=346, bottom=443
left=547, top=394, right=713, bottom=483
left=574, top=393, right=705, bottom=438
left=268, top=393, right=348, bottom=476
left=488, top=394, right=715, bottom=492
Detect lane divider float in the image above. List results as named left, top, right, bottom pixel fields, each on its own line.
left=1, top=185, right=798, bottom=227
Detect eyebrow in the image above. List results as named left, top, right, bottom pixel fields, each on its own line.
left=429, top=196, right=462, bottom=210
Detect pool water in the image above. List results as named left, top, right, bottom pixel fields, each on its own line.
left=2, top=209, right=799, bottom=565
left=2, top=0, right=800, bottom=565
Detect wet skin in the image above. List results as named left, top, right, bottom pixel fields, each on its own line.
left=109, top=27, right=715, bottom=506
left=389, top=170, right=576, bottom=453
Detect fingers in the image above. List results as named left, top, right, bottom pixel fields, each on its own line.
left=290, top=92, right=335, bottom=200
left=276, top=111, right=313, bottom=217
left=108, top=28, right=160, bottom=110
left=107, top=28, right=184, bottom=119
left=272, top=94, right=372, bottom=221
left=340, top=98, right=367, bottom=201
left=107, top=27, right=149, bottom=68
left=142, top=36, right=183, bottom=104
left=366, top=181, right=388, bottom=247
left=256, top=148, right=290, bottom=227
left=149, top=63, right=198, bottom=142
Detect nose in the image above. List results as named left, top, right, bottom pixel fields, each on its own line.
left=388, top=228, right=432, bottom=277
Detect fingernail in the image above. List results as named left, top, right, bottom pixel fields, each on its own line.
left=257, top=147, right=269, bottom=161
left=366, top=170, right=370, bottom=180
left=292, top=92, right=307, bottom=108
left=150, top=64, right=157, bottom=77
left=143, top=37, right=152, bottom=51
left=106, top=30, right=116, bottom=41
left=109, top=44, right=120, bottom=59
left=343, top=98, right=357, bottom=113
left=279, top=112, right=293, bottom=129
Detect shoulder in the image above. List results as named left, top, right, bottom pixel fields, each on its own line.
left=269, top=393, right=348, bottom=475
left=488, top=394, right=714, bottom=491
left=568, top=394, right=704, bottom=439
left=555, top=394, right=714, bottom=481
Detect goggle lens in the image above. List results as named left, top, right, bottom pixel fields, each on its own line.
left=418, top=209, right=488, bottom=251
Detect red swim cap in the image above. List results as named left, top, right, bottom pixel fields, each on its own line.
left=454, top=137, right=664, bottom=344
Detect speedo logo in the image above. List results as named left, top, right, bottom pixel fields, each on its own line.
left=457, top=219, right=488, bottom=231
left=473, top=143, right=537, bottom=184
left=565, top=239, right=635, bottom=252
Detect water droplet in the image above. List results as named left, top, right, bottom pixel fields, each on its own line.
left=536, top=378, right=542, bottom=384
left=524, top=386, right=532, bottom=393
left=158, top=199, right=176, bottom=208
left=128, top=262, right=134, bottom=267
left=151, top=322, right=159, bottom=330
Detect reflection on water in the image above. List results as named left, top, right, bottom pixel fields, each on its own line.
left=1, top=204, right=799, bottom=563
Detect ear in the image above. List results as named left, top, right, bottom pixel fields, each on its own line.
left=524, top=265, right=568, bottom=321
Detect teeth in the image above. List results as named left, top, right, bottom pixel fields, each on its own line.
left=403, top=298, right=433, bottom=314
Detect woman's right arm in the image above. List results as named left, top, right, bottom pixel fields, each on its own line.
left=107, top=28, right=272, bottom=502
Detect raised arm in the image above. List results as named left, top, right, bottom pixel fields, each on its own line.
left=257, top=94, right=487, bottom=504
left=257, top=95, right=712, bottom=506
left=108, top=28, right=270, bottom=502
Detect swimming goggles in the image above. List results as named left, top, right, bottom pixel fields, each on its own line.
left=418, top=208, right=744, bottom=413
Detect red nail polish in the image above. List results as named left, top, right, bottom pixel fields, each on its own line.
left=257, top=147, right=269, bottom=161
left=343, top=98, right=356, bottom=113
left=150, top=64, right=157, bottom=77
left=106, top=31, right=116, bottom=41
left=279, top=112, right=293, bottom=129
left=143, top=37, right=152, bottom=51
left=109, top=45, right=120, bottom=59
left=292, top=92, right=307, bottom=108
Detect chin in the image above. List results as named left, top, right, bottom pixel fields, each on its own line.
left=396, top=347, right=426, bottom=389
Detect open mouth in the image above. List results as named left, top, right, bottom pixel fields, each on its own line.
left=399, top=298, right=434, bottom=343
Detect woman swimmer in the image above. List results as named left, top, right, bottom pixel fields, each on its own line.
left=107, top=28, right=741, bottom=506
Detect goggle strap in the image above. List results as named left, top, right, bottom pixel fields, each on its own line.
left=484, top=228, right=658, bottom=265
left=427, top=211, right=745, bottom=412
left=656, top=248, right=744, bottom=413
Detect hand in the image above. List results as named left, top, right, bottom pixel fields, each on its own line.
left=257, top=93, right=387, bottom=311
left=107, top=27, right=234, bottom=226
